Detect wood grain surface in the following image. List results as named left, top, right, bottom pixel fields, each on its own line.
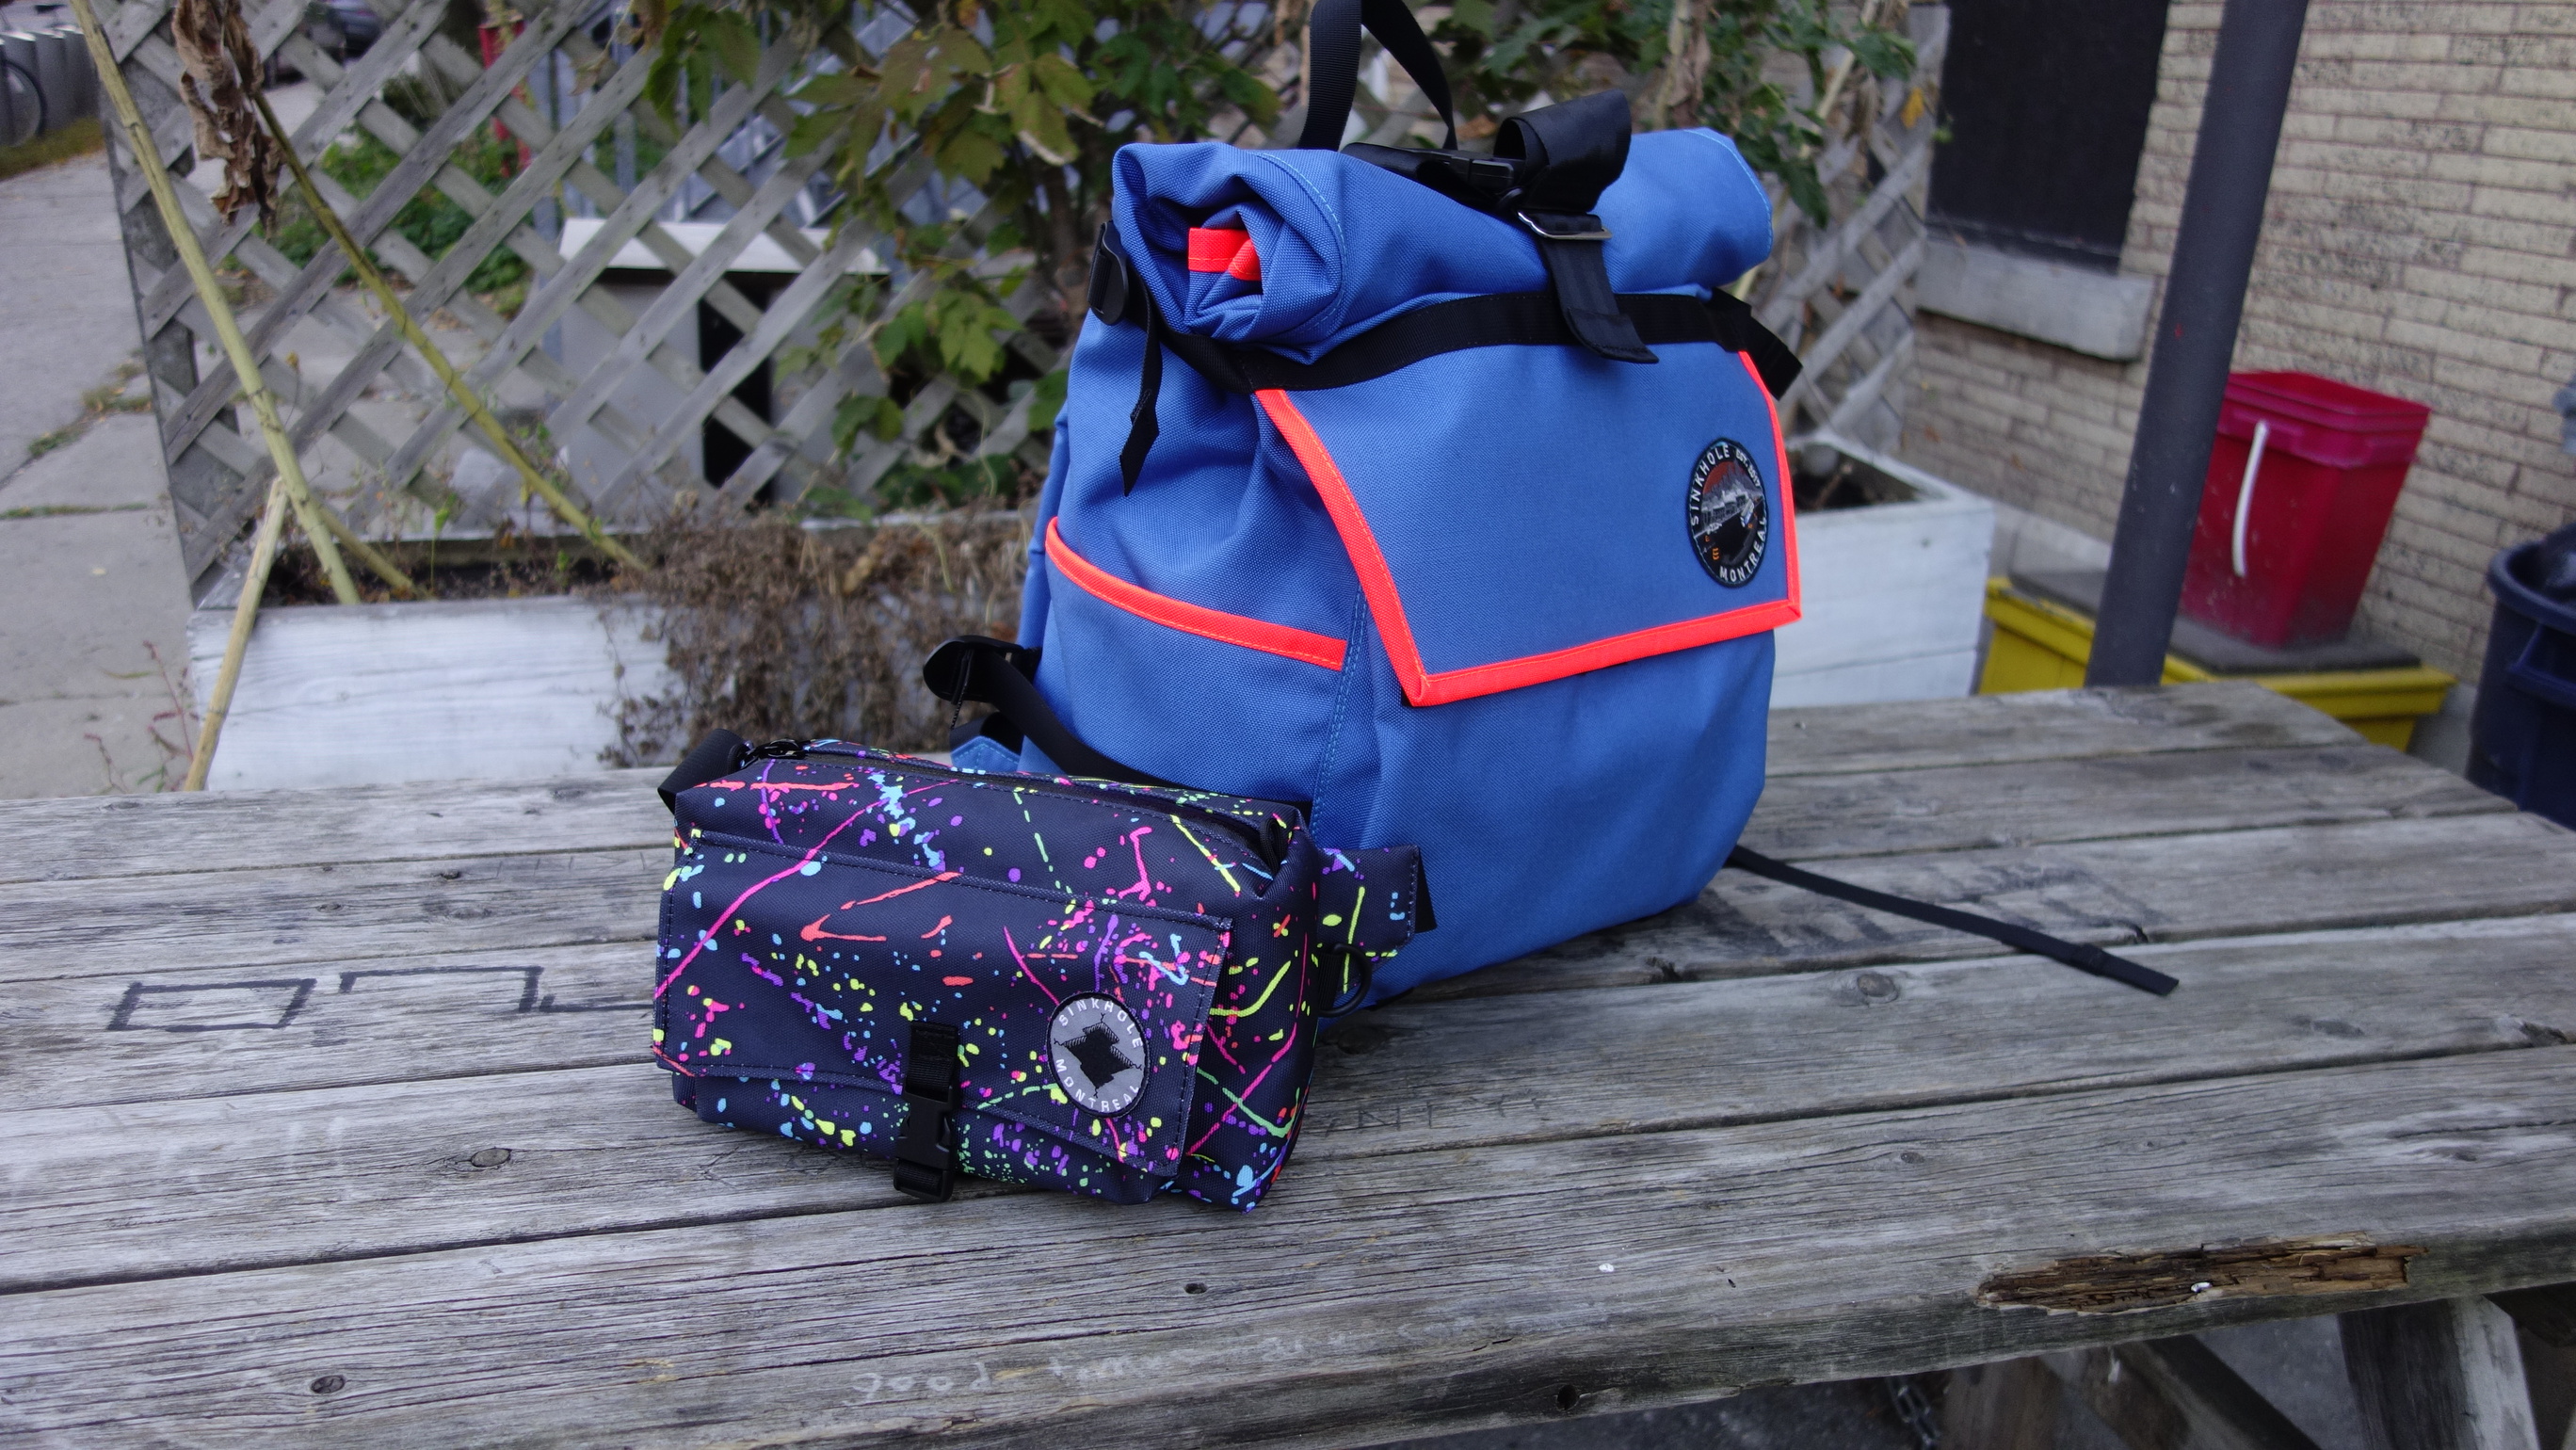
left=1, top=683, right=2569, bottom=1449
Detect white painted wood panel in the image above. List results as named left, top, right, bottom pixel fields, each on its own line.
left=1772, top=433, right=1995, bottom=704
left=186, top=598, right=674, bottom=790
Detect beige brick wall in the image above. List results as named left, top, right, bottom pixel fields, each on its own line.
left=1902, top=0, right=2576, bottom=683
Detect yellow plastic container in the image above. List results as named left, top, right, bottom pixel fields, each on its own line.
left=1981, top=579, right=2455, bottom=749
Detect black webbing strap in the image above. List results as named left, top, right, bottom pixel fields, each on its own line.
left=922, top=636, right=1180, bottom=790
left=1726, top=846, right=2178, bottom=996
left=657, top=729, right=749, bottom=813
left=893, top=1019, right=964, bottom=1202
left=1148, top=288, right=1798, bottom=398
left=1493, top=89, right=1654, bottom=362
left=1089, top=220, right=1803, bottom=486
left=1297, top=0, right=1457, bottom=152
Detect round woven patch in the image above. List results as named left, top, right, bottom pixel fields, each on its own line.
left=1687, top=438, right=1770, bottom=588
left=1048, top=995, right=1149, bottom=1115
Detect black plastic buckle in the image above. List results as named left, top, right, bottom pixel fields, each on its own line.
left=892, top=1021, right=964, bottom=1202
left=1087, top=223, right=1137, bottom=327
left=1519, top=210, right=1613, bottom=242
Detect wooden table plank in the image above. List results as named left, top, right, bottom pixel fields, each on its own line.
left=1438, top=810, right=2576, bottom=999
left=0, top=683, right=2351, bottom=889
left=1763, top=680, right=2359, bottom=777
left=0, top=848, right=668, bottom=985
left=0, top=747, right=2540, bottom=992
left=1747, top=742, right=2504, bottom=861
left=11, top=806, right=2570, bottom=1108
left=0, top=770, right=670, bottom=887
left=9, top=943, right=646, bottom=1107
left=2, top=1046, right=2568, bottom=1448
left=6, top=916, right=2572, bottom=1294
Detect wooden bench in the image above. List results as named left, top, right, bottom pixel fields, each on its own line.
left=2, top=681, right=2570, bottom=1447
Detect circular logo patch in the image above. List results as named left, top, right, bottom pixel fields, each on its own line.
left=1048, top=995, right=1148, bottom=1115
left=1687, top=438, right=1770, bottom=588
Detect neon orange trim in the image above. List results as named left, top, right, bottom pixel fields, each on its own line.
left=1258, top=379, right=1802, bottom=708
left=1185, top=226, right=1262, bottom=282
left=1256, top=391, right=1433, bottom=700
left=1045, top=518, right=1344, bottom=671
left=1743, top=349, right=1803, bottom=618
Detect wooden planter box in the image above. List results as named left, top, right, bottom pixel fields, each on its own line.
left=1770, top=432, right=1996, bottom=708
left=187, top=443, right=1989, bottom=789
left=186, top=598, right=672, bottom=791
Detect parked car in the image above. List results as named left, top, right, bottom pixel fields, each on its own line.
left=301, top=0, right=381, bottom=60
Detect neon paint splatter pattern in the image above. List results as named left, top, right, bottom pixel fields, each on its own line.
left=653, top=742, right=1425, bottom=1211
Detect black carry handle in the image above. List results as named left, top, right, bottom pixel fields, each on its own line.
left=1727, top=846, right=2178, bottom=995
left=1297, top=0, right=1457, bottom=152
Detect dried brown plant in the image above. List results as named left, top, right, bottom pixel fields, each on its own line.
left=171, top=0, right=282, bottom=223
left=604, top=510, right=1031, bottom=765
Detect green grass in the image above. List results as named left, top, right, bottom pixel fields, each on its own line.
left=0, top=502, right=147, bottom=520
left=0, top=118, right=105, bottom=184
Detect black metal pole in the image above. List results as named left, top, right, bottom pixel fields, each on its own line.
left=2086, top=0, right=2310, bottom=686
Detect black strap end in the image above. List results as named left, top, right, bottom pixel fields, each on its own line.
left=2067, top=943, right=2180, bottom=997
left=657, top=729, right=749, bottom=814
left=1707, top=291, right=1801, bottom=398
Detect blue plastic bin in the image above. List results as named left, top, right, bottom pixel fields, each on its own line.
left=2469, top=522, right=2576, bottom=830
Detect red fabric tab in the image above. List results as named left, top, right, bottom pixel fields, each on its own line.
left=1186, top=226, right=1262, bottom=282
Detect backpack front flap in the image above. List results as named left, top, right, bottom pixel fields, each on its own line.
left=1024, top=128, right=1793, bottom=996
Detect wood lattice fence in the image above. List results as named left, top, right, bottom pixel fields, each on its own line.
left=97, top=0, right=1944, bottom=604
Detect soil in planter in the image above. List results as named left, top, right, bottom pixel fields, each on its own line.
left=261, top=528, right=622, bottom=604
left=1793, top=453, right=1920, bottom=512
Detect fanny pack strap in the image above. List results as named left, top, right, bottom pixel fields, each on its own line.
left=1726, top=846, right=2178, bottom=996
left=658, top=728, right=749, bottom=812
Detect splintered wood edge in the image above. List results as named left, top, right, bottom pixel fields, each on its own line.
left=1975, top=1234, right=2426, bottom=1315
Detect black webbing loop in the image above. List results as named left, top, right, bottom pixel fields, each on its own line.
left=921, top=636, right=1180, bottom=790
left=657, top=729, right=749, bottom=813
left=1529, top=226, right=1656, bottom=362
left=1727, top=846, right=2178, bottom=995
left=893, top=1020, right=965, bottom=1202
left=1492, top=89, right=1652, bottom=362
left=1297, top=0, right=1457, bottom=152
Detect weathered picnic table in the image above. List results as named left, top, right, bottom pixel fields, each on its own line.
left=2, top=681, right=2572, bottom=1448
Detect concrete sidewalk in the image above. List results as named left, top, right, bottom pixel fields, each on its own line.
left=0, top=149, right=196, bottom=796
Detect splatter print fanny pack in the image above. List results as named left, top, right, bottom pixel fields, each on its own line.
left=651, top=731, right=1427, bottom=1211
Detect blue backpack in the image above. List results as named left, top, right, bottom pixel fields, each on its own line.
left=648, top=4, right=2174, bottom=1214
left=944, top=0, right=1800, bottom=1004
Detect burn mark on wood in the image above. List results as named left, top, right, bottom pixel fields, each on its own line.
left=1976, top=1233, right=2423, bottom=1314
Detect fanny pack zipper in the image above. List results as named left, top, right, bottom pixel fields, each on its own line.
left=744, top=739, right=1294, bottom=872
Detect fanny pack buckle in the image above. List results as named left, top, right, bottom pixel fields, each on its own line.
left=892, top=1021, right=965, bottom=1202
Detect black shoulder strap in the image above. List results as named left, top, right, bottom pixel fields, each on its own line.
left=1298, top=0, right=1457, bottom=152
left=922, top=636, right=1180, bottom=790
left=1726, top=846, right=2178, bottom=995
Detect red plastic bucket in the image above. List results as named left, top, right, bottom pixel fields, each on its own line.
left=2181, top=372, right=2430, bottom=647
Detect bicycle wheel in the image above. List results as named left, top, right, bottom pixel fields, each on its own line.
left=1, top=59, right=42, bottom=149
